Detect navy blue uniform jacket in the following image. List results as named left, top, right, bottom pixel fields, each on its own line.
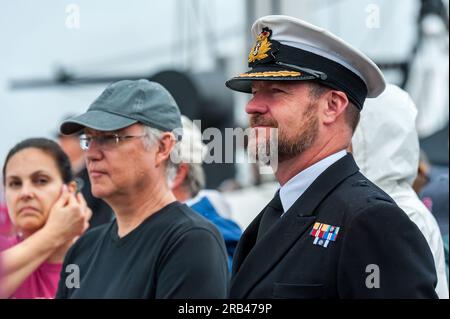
left=230, top=154, right=438, bottom=298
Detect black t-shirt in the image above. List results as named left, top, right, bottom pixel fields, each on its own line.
left=56, top=202, right=229, bottom=298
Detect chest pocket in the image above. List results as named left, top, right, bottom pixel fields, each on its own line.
left=272, top=282, right=324, bottom=299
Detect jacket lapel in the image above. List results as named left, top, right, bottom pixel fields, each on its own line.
left=230, top=154, right=360, bottom=298
left=231, top=209, right=264, bottom=276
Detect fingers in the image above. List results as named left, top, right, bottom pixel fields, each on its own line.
left=51, top=185, right=71, bottom=210
left=63, top=187, right=84, bottom=211
left=76, top=193, right=92, bottom=222
left=84, top=207, right=93, bottom=222
left=76, top=192, right=87, bottom=210
left=72, top=236, right=80, bottom=245
left=75, top=193, right=92, bottom=235
left=82, top=220, right=90, bottom=233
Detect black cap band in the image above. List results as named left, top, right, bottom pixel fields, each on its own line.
left=227, top=39, right=369, bottom=110
left=272, top=42, right=368, bottom=109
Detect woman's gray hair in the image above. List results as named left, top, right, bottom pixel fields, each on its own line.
left=141, top=125, right=180, bottom=185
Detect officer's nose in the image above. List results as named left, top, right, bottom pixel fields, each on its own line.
left=245, top=93, right=269, bottom=115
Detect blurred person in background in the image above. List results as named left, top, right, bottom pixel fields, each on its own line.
left=169, top=115, right=242, bottom=270
left=57, top=116, right=113, bottom=229
left=413, top=150, right=432, bottom=194
left=413, top=151, right=448, bottom=276
left=352, top=84, right=448, bottom=298
left=0, top=138, right=91, bottom=298
left=405, top=0, right=449, bottom=139
left=420, top=171, right=449, bottom=280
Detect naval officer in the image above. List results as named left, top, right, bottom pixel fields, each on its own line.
left=225, top=15, right=438, bottom=298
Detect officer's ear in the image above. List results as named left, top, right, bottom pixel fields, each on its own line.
left=321, top=90, right=349, bottom=125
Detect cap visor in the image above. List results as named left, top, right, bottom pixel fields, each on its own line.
left=60, top=110, right=138, bottom=135
left=225, top=65, right=316, bottom=93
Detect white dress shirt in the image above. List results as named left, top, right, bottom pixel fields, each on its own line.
left=279, top=150, right=347, bottom=215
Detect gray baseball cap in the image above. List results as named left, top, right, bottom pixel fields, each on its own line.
left=60, top=79, right=183, bottom=139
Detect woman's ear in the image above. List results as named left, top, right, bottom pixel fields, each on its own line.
left=67, top=181, right=78, bottom=193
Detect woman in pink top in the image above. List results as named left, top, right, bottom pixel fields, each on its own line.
left=0, top=138, right=91, bottom=298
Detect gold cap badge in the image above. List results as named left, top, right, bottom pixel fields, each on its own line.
left=248, top=28, right=273, bottom=63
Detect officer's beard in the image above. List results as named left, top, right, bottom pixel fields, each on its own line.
left=277, top=101, right=319, bottom=162
left=248, top=101, right=319, bottom=164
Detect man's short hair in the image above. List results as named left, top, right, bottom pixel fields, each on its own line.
left=308, top=82, right=360, bottom=133
left=141, top=125, right=180, bottom=184
left=177, top=162, right=206, bottom=198
left=165, top=116, right=207, bottom=196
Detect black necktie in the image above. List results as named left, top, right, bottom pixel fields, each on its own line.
left=257, top=191, right=284, bottom=242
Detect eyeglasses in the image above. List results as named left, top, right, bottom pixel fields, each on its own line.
left=79, top=133, right=147, bottom=151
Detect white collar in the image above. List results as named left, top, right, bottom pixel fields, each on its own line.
left=279, top=150, right=347, bottom=214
